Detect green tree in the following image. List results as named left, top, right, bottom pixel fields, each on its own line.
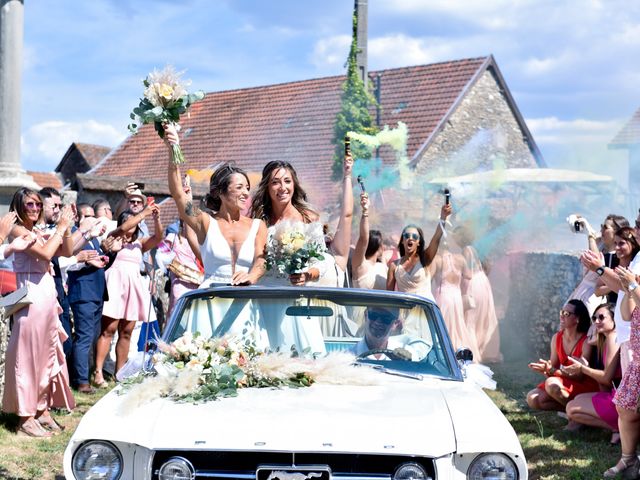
left=331, top=10, right=378, bottom=179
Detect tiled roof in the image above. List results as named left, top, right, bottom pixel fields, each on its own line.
left=75, top=143, right=112, bottom=167
left=610, top=107, right=640, bottom=148
left=90, top=56, right=533, bottom=210
left=76, top=173, right=210, bottom=197
left=28, top=171, right=62, bottom=190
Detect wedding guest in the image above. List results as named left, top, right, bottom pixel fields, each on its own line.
left=582, top=218, right=640, bottom=380
left=432, top=236, right=479, bottom=358
left=526, top=299, right=598, bottom=414
left=93, top=198, right=117, bottom=242
left=386, top=202, right=452, bottom=301
left=572, top=214, right=627, bottom=312
left=250, top=159, right=324, bottom=286
left=323, top=150, right=354, bottom=287
left=76, top=203, right=94, bottom=223
left=0, top=212, right=36, bottom=261
left=604, top=266, right=640, bottom=478
left=565, top=303, right=621, bottom=443
left=352, top=193, right=387, bottom=290
left=456, top=226, right=502, bottom=363
left=165, top=221, right=202, bottom=317
left=67, top=222, right=109, bottom=393
left=164, top=124, right=267, bottom=287
left=2, top=188, right=76, bottom=438
left=93, top=206, right=163, bottom=384
left=39, top=187, right=73, bottom=357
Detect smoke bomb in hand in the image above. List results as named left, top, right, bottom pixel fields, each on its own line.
left=357, top=175, right=366, bottom=193
left=444, top=188, right=451, bottom=205
left=344, top=136, right=351, bottom=157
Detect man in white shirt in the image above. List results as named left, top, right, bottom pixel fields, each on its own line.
left=353, top=306, right=430, bottom=361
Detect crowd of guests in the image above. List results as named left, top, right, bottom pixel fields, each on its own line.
left=0, top=125, right=502, bottom=438
left=526, top=212, right=640, bottom=478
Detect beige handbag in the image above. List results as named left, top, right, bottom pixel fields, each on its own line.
left=167, top=258, right=203, bottom=286
left=0, top=285, right=33, bottom=319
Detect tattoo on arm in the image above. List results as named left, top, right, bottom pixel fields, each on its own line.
left=185, top=201, right=200, bottom=217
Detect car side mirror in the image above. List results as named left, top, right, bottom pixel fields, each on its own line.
left=455, top=347, right=473, bottom=364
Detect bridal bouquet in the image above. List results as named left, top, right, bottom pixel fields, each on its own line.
left=266, top=221, right=326, bottom=275
left=128, top=65, right=205, bottom=164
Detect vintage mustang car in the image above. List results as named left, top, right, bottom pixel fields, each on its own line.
left=64, top=286, right=527, bottom=480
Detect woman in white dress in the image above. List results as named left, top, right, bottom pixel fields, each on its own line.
left=165, top=125, right=267, bottom=287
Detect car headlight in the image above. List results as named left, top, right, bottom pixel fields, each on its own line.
left=158, top=456, right=195, bottom=480
left=467, top=453, right=518, bottom=480
left=71, top=440, right=123, bottom=480
left=393, top=462, right=430, bottom=480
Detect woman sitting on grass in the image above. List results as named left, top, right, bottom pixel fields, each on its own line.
left=526, top=299, right=599, bottom=417
left=564, top=303, right=621, bottom=444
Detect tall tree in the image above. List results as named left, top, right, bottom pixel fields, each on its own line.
left=331, top=8, right=377, bottom=179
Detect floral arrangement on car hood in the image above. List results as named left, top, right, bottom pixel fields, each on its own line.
left=266, top=220, right=326, bottom=275
left=118, top=331, right=382, bottom=412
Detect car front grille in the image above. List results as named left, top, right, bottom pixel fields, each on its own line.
left=151, top=451, right=437, bottom=480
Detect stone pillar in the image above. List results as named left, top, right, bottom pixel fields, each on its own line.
left=355, top=0, right=368, bottom=87
left=0, top=0, right=39, bottom=210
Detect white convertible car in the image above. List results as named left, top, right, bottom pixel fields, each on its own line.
left=64, top=287, right=527, bottom=480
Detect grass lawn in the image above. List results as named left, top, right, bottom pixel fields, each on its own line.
left=0, top=362, right=622, bottom=479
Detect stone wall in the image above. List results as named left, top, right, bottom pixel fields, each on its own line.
left=415, top=68, right=539, bottom=179
left=502, top=251, right=584, bottom=361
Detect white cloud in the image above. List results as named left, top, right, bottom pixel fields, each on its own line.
left=310, top=34, right=351, bottom=68
left=527, top=116, right=624, bottom=144
left=21, top=120, right=125, bottom=171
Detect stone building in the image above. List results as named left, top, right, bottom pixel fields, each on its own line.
left=79, top=55, right=544, bottom=227
left=609, top=107, right=640, bottom=207
left=56, top=142, right=111, bottom=190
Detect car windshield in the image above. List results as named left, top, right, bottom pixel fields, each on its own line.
left=165, top=288, right=459, bottom=380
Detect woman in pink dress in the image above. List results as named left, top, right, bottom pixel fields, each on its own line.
left=93, top=206, right=163, bottom=384
left=455, top=226, right=502, bottom=363
left=432, top=242, right=480, bottom=359
left=2, top=188, right=76, bottom=438
left=166, top=221, right=202, bottom=317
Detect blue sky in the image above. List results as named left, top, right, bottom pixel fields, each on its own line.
left=19, top=0, right=640, bottom=184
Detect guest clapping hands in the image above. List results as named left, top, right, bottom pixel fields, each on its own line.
left=0, top=212, right=36, bottom=260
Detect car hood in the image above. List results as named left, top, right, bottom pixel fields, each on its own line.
left=72, top=375, right=459, bottom=457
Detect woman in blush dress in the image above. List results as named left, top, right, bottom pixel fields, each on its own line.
left=386, top=202, right=452, bottom=301
left=352, top=193, right=387, bottom=291
left=455, top=226, right=502, bottom=363
left=164, top=125, right=267, bottom=288
left=432, top=239, right=479, bottom=358
left=2, top=188, right=76, bottom=438
left=93, top=206, right=163, bottom=385
left=165, top=221, right=202, bottom=317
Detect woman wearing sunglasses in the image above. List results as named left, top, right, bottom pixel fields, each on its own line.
left=526, top=299, right=598, bottom=416
left=2, top=188, right=77, bottom=438
left=564, top=303, right=621, bottom=445
left=386, top=202, right=452, bottom=301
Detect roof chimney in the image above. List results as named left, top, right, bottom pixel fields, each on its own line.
left=355, top=0, right=368, bottom=87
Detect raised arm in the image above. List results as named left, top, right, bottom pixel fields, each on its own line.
left=617, top=265, right=639, bottom=321
left=386, top=260, right=397, bottom=291
left=10, top=206, right=75, bottom=261
left=352, top=192, right=370, bottom=272
left=141, top=205, right=163, bottom=253
left=164, top=123, right=209, bottom=241
left=581, top=249, right=622, bottom=292
left=331, top=152, right=354, bottom=271
left=424, top=203, right=452, bottom=265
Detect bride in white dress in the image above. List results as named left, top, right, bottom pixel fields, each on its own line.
left=164, top=125, right=269, bottom=341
